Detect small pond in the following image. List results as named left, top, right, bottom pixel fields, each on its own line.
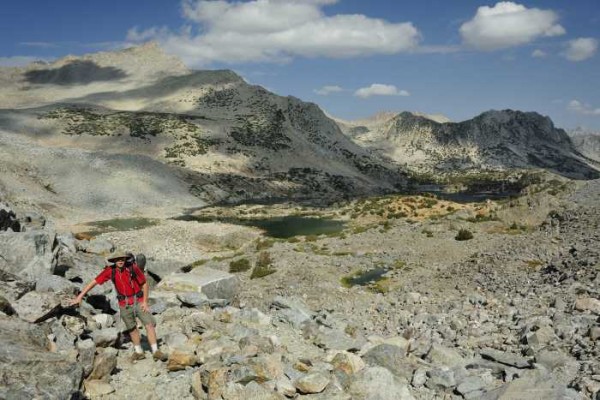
left=175, top=215, right=346, bottom=238
left=341, top=267, right=389, bottom=287
left=412, top=184, right=520, bottom=203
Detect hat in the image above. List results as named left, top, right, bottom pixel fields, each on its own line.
left=106, top=250, right=133, bottom=263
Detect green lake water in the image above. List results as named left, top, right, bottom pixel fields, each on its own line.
left=175, top=215, right=346, bottom=238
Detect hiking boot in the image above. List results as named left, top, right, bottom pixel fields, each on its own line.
left=152, top=349, right=168, bottom=362
left=130, top=352, right=146, bottom=362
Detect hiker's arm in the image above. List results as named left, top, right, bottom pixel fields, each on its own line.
left=70, top=280, right=97, bottom=306
left=140, top=282, right=150, bottom=312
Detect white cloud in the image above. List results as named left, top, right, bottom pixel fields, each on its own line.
left=354, top=84, right=410, bottom=99
left=459, top=2, right=565, bottom=51
left=0, top=56, right=45, bottom=67
left=568, top=99, right=600, bottom=116
left=531, top=49, right=546, bottom=58
left=127, top=0, right=421, bottom=65
left=563, top=38, right=598, bottom=62
left=314, top=85, right=343, bottom=95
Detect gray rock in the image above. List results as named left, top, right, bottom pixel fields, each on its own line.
left=0, top=230, right=57, bottom=280
left=57, top=232, right=77, bottom=253
left=84, top=380, right=115, bottom=397
left=426, top=344, right=465, bottom=368
left=271, top=296, right=313, bottom=329
left=18, top=212, right=46, bottom=231
left=35, top=274, right=78, bottom=294
left=177, top=291, right=209, bottom=308
left=165, top=332, right=189, bottom=349
left=0, top=268, right=34, bottom=302
left=156, top=268, right=238, bottom=300
left=12, top=291, right=63, bottom=323
left=294, top=372, right=330, bottom=394
left=590, top=326, right=600, bottom=341
left=481, top=370, right=582, bottom=400
left=77, top=339, right=96, bottom=377
left=347, top=366, right=415, bottom=400
left=92, top=313, right=114, bottom=329
left=89, top=347, right=118, bottom=380
left=456, top=376, right=487, bottom=396
left=313, top=328, right=366, bottom=352
left=411, top=368, right=427, bottom=388
left=221, top=381, right=283, bottom=400
left=0, top=315, right=82, bottom=399
left=480, top=348, right=532, bottom=368
left=91, top=327, right=119, bottom=347
left=362, top=343, right=415, bottom=380
left=50, top=318, right=76, bottom=352
left=83, top=238, right=114, bottom=255
left=575, top=297, right=600, bottom=315
left=425, top=367, right=456, bottom=390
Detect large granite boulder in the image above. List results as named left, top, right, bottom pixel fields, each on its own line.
left=156, top=267, right=238, bottom=300
left=0, top=268, right=34, bottom=302
left=0, top=315, right=83, bottom=399
left=0, top=230, right=58, bottom=280
left=12, top=291, right=65, bottom=323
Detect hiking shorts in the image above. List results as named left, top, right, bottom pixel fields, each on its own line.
left=120, top=302, right=156, bottom=331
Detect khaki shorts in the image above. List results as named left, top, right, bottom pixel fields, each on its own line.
left=120, top=302, right=156, bottom=331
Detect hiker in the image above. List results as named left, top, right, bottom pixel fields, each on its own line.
left=70, top=251, right=167, bottom=362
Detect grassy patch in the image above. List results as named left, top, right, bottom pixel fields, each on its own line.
left=250, top=251, right=276, bottom=279
left=229, top=258, right=251, bottom=273
left=455, top=229, right=474, bottom=241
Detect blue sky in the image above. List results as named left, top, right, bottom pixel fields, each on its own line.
left=1, top=0, right=599, bottom=129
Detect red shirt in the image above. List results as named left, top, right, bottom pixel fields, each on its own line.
left=95, top=263, right=146, bottom=307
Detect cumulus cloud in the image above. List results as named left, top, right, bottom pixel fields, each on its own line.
left=314, top=85, right=343, bottom=95
left=568, top=100, right=600, bottom=116
left=127, top=0, right=421, bottom=65
left=531, top=49, right=546, bottom=58
left=459, top=2, right=565, bottom=51
left=354, top=84, right=410, bottom=99
left=563, top=38, right=598, bottom=62
left=0, top=56, right=45, bottom=67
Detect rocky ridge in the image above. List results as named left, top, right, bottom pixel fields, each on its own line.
left=337, top=110, right=599, bottom=180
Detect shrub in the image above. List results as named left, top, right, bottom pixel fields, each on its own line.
left=250, top=251, right=276, bottom=279
left=229, top=258, right=251, bottom=273
left=256, top=239, right=274, bottom=250
left=455, top=229, right=474, bottom=241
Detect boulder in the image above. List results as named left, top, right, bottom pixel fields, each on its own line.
left=35, top=274, right=78, bottom=294
left=156, top=268, right=238, bottom=300
left=177, top=291, right=209, bottom=308
left=167, top=348, right=198, bottom=371
left=18, top=212, right=46, bottom=231
left=575, top=297, right=600, bottom=315
left=89, top=347, right=118, bottom=380
left=271, top=296, right=313, bottom=329
left=294, top=372, right=330, bottom=394
left=362, top=344, right=415, bottom=380
left=12, top=291, right=64, bottom=323
left=481, top=370, right=582, bottom=400
left=221, top=381, right=284, bottom=400
left=0, top=315, right=82, bottom=399
left=77, top=339, right=96, bottom=377
left=82, top=238, right=114, bottom=255
left=480, top=348, right=532, bottom=368
left=0, top=230, right=57, bottom=280
left=331, top=351, right=365, bottom=375
left=347, top=367, right=415, bottom=400
left=426, top=344, right=466, bottom=368
left=0, top=268, right=34, bottom=302
left=91, top=327, right=119, bottom=347
left=84, top=380, right=115, bottom=397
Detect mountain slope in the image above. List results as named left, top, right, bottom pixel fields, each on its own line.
left=338, top=110, right=599, bottom=180
left=0, top=44, right=408, bottom=220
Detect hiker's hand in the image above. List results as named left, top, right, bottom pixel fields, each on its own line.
left=140, top=301, right=149, bottom=312
left=69, top=297, right=82, bottom=307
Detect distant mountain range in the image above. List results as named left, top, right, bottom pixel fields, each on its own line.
left=336, top=110, right=599, bottom=179
left=0, top=43, right=598, bottom=220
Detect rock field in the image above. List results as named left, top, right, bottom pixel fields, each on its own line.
left=1, top=177, right=599, bottom=399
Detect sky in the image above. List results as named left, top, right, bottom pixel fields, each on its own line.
left=1, top=0, right=599, bottom=130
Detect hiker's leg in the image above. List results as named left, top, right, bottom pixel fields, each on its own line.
left=145, top=323, right=157, bottom=346
left=129, top=327, right=141, bottom=346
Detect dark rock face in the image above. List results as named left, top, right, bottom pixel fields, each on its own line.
left=0, top=316, right=83, bottom=399
left=24, top=60, right=127, bottom=85
left=0, top=202, right=20, bottom=232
